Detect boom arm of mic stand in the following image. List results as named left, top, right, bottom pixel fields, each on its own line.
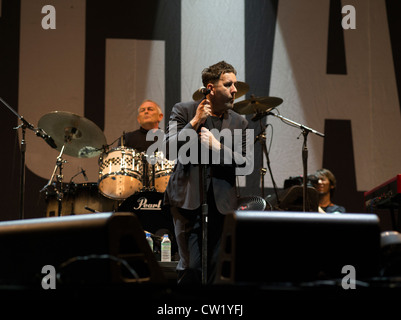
left=267, top=112, right=325, bottom=137
left=1, top=98, right=35, bottom=220
left=267, top=112, right=324, bottom=212
left=200, top=93, right=209, bottom=285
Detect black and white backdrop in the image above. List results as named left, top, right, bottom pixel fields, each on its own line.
left=1, top=0, right=400, bottom=221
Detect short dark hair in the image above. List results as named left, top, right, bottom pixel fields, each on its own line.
left=201, top=61, right=237, bottom=86
left=315, top=168, right=337, bottom=197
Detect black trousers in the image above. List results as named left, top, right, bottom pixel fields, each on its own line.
left=171, top=184, right=225, bottom=285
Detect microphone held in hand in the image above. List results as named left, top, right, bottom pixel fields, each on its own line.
left=198, top=86, right=211, bottom=96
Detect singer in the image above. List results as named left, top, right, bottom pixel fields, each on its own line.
left=163, top=61, right=251, bottom=285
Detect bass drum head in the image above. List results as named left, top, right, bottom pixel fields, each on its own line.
left=117, top=191, right=177, bottom=260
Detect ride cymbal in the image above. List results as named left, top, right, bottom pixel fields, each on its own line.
left=38, top=111, right=106, bottom=158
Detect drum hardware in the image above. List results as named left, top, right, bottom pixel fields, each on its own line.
left=37, top=111, right=107, bottom=216
left=40, top=143, right=68, bottom=216
left=192, top=81, right=250, bottom=101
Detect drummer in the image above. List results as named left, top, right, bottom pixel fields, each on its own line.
left=118, top=99, right=164, bottom=152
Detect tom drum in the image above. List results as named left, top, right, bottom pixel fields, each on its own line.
left=98, top=147, right=144, bottom=200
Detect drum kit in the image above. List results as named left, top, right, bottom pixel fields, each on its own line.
left=37, top=86, right=289, bottom=217
left=36, top=111, right=175, bottom=217
left=6, top=78, right=322, bottom=220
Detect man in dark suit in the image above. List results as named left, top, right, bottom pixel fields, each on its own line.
left=164, top=61, right=252, bottom=284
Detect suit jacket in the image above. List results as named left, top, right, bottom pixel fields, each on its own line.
left=164, top=100, right=250, bottom=214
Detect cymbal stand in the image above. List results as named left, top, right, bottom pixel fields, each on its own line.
left=40, top=128, right=76, bottom=216
left=254, top=119, right=280, bottom=206
left=40, top=143, right=67, bottom=216
left=266, top=111, right=324, bottom=212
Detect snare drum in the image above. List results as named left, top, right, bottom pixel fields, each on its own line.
left=147, top=151, right=175, bottom=192
left=98, top=147, right=144, bottom=200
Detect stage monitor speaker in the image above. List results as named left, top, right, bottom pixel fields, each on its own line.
left=216, top=211, right=381, bottom=284
left=0, top=212, right=165, bottom=287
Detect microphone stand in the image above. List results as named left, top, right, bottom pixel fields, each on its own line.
left=0, top=97, right=55, bottom=219
left=201, top=160, right=208, bottom=285
left=266, top=111, right=324, bottom=212
left=199, top=91, right=210, bottom=285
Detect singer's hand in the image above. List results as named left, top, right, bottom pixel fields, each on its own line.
left=190, top=99, right=211, bottom=131
left=199, top=127, right=221, bottom=152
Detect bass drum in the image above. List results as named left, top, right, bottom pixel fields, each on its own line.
left=117, top=191, right=177, bottom=259
left=45, top=183, right=119, bottom=217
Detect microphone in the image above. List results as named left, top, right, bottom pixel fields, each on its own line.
left=198, top=86, right=211, bottom=96
left=36, top=128, right=57, bottom=149
left=81, top=167, right=88, bottom=181
left=196, top=87, right=211, bottom=132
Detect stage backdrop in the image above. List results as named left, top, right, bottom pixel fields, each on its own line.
left=0, top=0, right=400, bottom=221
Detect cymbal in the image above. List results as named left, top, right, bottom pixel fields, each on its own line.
left=192, top=81, right=250, bottom=101
left=38, top=111, right=106, bottom=158
left=233, top=96, right=283, bottom=115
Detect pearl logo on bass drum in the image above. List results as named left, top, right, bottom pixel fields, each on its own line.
left=134, top=197, right=162, bottom=211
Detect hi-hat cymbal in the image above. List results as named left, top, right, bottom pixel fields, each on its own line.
left=192, top=81, right=250, bottom=101
left=38, top=111, right=106, bottom=158
left=233, top=96, right=283, bottom=115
